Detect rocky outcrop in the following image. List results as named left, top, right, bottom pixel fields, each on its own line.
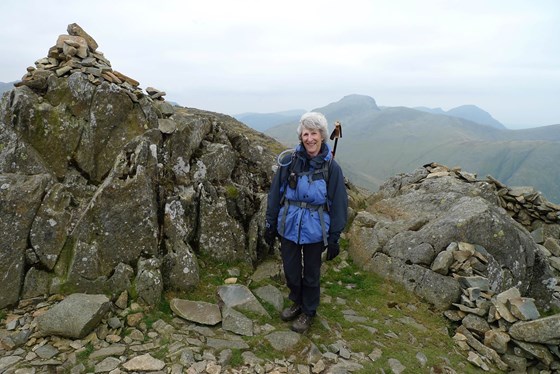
left=0, top=24, right=284, bottom=309
left=349, top=163, right=558, bottom=311
left=349, top=162, right=560, bottom=371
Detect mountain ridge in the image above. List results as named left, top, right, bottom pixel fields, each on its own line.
left=415, top=104, right=506, bottom=129
left=263, top=94, right=560, bottom=203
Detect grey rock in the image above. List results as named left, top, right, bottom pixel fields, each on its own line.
left=162, top=238, right=199, bottom=292
left=152, top=319, right=175, bottom=337
left=343, top=314, right=368, bottom=323
left=483, top=330, right=510, bottom=354
left=241, top=351, right=264, bottom=365
left=544, top=237, right=560, bottom=256
left=368, top=348, right=382, bottom=361
left=367, top=252, right=461, bottom=310
left=431, top=250, right=454, bottom=275
left=221, top=307, right=254, bottom=336
left=153, top=100, right=175, bottom=117
left=170, top=298, right=221, bottom=326
left=456, top=276, right=489, bottom=292
left=466, top=351, right=489, bottom=371
left=217, top=284, right=270, bottom=317
left=461, top=313, right=490, bottom=335
left=251, top=260, right=283, bottom=283
left=456, top=325, right=508, bottom=371
left=89, top=345, right=127, bottom=360
left=253, top=284, right=284, bottom=312
left=329, top=361, right=364, bottom=373
left=122, top=353, right=165, bottom=371
left=107, top=317, right=122, bottom=329
left=389, top=241, right=436, bottom=266
left=36, top=293, right=111, bottom=338
left=264, top=331, right=301, bottom=351
left=513, top=340, right=555, bottom=366
left=415, top=351, right=427, bottom=366
left=501, top=354, right=527, bottom=373
left=0, top=356, right=23, bottom=372
left=135, top=257, right=163, bottom=305
left=508, top=297, right=540, bottom=321
left=158, top=118, right=177, bottom=134
left=397, top=316, right=427, bottom=332
left=94, top=356, right=121, bottom=372
left=531, top=227, right=544, bottom=244
left=29, top=182, right=71, bottom=270
left=35, top=344, right=58, bottom=359
left=0, top=174, right=50, bottom=309
left=509, top=314, right=560, bottom=344
left=65, top=136, right=160, bottom=294
left=205, top=337, right=249, bottom=350
left=388, top=358, right=406, bottom=374
left=22, top=268, right=51, bottom=299
left=493, top=287, right=521, bottom=323
left=198, top=187, right=247, bottom=262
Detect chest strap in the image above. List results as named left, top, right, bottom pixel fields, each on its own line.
left=279, top=199, right=328, bottom=246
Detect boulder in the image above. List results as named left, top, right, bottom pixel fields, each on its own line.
left=170, top=299, right=221, bottom=326
left=36, top=294, right=111, bottom=338
left=0, top=173, right=51, bottom=308
left=349, top=170, right=555, bottom=310
left=366, top=252, right=461, bottom=310
left=509, top=314, right=560, bottom=344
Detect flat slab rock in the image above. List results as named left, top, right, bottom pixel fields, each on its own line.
left=169, top=298, right=221, bottom=325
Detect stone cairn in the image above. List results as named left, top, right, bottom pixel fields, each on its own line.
left=424, top=163, right=560, bottom=226
left=424, top=163, right=560, bottom=371
left=14, top=23, right=166, bottom=103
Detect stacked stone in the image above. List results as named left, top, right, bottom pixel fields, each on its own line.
left=424, top=163, right=560, bottom=226
left=14, top=23, right=166, bottom=103
left=433, top=240, right=560, bottom=371
left=487, top=176, right=560, bottom=226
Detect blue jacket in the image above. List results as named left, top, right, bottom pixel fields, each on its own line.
left=266, top=143, right=348, bottom=245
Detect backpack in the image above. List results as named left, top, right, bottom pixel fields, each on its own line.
left=278, top=150, right=332, bottom=245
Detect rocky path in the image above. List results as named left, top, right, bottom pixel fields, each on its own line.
left=0, top=258, right=464, bottom=374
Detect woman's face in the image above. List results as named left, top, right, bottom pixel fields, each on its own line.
left=301, top=127, right=323, bottom=157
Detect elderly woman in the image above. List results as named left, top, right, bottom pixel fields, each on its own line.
left=265, top=111, right=348, bottom=333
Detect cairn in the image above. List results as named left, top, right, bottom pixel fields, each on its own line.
left=424, top=162, right=560, bottom=226
left=422, top=164, right=560, bottom=371
left=14, top=23, right=166, bottom=103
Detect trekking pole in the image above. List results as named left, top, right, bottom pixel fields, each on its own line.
left=329, top=121, right=342, bottom=159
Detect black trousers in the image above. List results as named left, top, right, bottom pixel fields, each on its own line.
left=280, top=237, right=323, bottom=316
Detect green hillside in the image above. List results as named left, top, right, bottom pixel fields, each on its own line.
left=265, top=94, right=560, bottom=203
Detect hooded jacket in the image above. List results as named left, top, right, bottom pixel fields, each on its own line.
left=266, top=143, right=348, bottom=245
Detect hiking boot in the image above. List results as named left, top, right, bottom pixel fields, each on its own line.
left=280, top=304, right=302, bottom=321
left=291, top=313, right=313, bottom=333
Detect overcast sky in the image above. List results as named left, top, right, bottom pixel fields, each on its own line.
left=1, top=1, right=559, bottom=128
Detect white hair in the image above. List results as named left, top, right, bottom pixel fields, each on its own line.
left=296, top=112, right=329, bottom=143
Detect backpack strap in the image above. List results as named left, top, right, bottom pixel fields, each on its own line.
left=277, top=156, right=332, bottom=246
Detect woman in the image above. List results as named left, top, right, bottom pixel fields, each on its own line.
left=265, top=111, right=348, bottom=333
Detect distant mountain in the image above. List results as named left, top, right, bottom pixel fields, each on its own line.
left=0, top=81, right=15, bottom=95
left=415, top=104, right=506, bottom=129
left=233, top=109, right=306, bottom=132
left=266, top=94, right=560, bottom=203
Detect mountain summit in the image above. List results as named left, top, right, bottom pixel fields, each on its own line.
left=265, top=95, right=560, bottom=202
left=416, top=104, right=506, bottom=129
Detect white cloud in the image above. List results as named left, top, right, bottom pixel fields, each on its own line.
left=0, top=0, right=559, bottom=126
